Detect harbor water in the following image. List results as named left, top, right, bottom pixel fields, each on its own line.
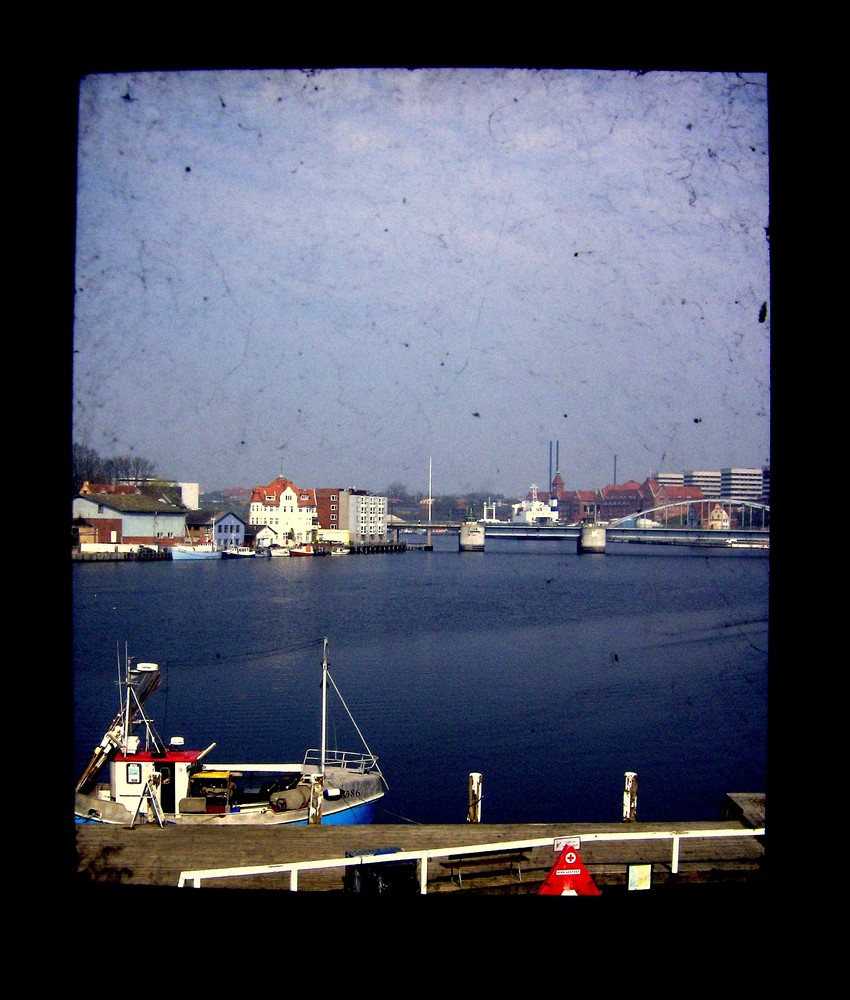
left=71, top=535, right=769, bottom=825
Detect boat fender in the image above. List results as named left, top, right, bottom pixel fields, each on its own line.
left=271, top=786, right=312, bottom=811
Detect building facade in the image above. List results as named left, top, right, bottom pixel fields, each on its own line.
left=346, top=489, right=387, bottom=541
left=212, top=511, right=246, bottom=550
left=315, top=487, right=346, bottom=534
left=72, top=492, right=187, bottom=545
left=315, top=487, right=388, bottom=541
left=684, top=471, right=721, bottom=497
left=248, top=477, right=318, bottom=544
left=720, top=468, right=763, bottom=501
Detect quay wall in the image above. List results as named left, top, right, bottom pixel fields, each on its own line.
left=72, top=547, right=171, bottom=562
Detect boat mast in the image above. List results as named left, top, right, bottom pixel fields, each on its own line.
left=426, top=457, right=433, bottom=547
left=122, top=643, right=132, bottom=748
left=320, top=637, right=328, bottom=777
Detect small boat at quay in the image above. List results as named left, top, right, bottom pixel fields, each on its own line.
left=74, top=639, right=387, bottom=827
left=171, top=543, right=222, bottom=560
left=290, top=543, right=328, bottom=557
left=222, top=546, right=268, bottom=558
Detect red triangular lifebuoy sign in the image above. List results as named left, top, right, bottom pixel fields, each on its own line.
left=537, top=844, right=601, bottom=896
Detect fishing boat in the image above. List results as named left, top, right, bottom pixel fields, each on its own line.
left=221, top=546, right=263, bottom=558
left=171, top=542, right=222, bottom=560
left=74, top=638, right=387, bottom=827
left=290, top=542, right=326, bottom=557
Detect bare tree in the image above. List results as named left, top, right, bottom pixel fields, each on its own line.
left=72, top=443, right=157, bottom=495
left=71, top=443, right=106, bottom=495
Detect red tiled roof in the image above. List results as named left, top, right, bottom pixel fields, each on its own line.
left=80, top=481, right=140, bottom=495
left=250, top=477, right=316, bottom=507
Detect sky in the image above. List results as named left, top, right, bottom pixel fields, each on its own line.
left=72, top=68, right=770, bottom=499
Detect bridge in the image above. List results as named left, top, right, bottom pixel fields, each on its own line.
left=395, top=499, right=770, bottom=548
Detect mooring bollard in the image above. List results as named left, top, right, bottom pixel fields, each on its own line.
left=623, top=771, right=638, bottom=822
left=467, top=771, right=482, bottom=823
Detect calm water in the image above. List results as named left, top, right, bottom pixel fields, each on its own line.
left=72, top=536, right=769, bottom=824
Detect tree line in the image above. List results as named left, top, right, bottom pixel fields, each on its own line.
left=72, top=444, right=157, bottom=497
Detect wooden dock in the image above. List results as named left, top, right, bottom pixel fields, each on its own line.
left=73, top=796, right=767, bottom=899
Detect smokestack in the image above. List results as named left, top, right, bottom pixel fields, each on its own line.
left=614, top=455, right=617, bottom=485
left=550, top=439, right=559, bottom=516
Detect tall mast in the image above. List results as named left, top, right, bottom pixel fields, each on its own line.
left=426, top=458, right=434, bottom=546
left=320, top=637, right=328, bottom=776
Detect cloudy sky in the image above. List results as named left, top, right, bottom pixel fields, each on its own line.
left=72, top=68, right=770, bottom=498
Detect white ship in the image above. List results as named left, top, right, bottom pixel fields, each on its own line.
left=510, top=485, right=559, bottom=526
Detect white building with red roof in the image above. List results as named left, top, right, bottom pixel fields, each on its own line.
left=248, top=477, right=318, bottom=544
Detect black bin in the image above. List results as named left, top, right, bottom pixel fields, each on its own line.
left=343, top=848, right=419, bottom=895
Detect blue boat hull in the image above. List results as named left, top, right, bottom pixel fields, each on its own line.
left=284, top=800, right=378, bottom=826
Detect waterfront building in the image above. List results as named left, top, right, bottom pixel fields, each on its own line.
left=212, top=511, right=246, bottom=550
left=248, top=477, right=318, bottom=544
left=346, top=489, right=388, bottom=541
left=315, top=487, right=388, bottom=542
left=71, top=490, right=187, bottom=545
left=314, top=487, right=346, bottom=535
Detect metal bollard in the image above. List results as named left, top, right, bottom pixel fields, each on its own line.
left=467, top=772, right=482, bottom=823
left=623, top=771, right=638, bottom=822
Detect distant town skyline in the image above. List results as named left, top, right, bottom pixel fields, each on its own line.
left=194, top=453, right=767, bottom=501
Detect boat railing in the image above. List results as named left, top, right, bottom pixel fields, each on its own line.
left=176, top=825, right=766, bottom=891
left=302, top=748, right=379, bottom=773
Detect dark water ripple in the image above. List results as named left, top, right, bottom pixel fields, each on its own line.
left=72, top=538, right=769, bottom=824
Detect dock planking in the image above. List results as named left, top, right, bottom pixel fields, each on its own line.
left=73, top=814, right=766, bottom=895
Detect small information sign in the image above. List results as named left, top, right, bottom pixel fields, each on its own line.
left=628, top=864, right=652, bottom=891
left=553, top=836, right=581, bottom=852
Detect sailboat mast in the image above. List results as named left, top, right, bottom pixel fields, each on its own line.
left=320, top=637, right=328, bottom=776
left=122, top=643, right=131, bottom=749
left=426, top=457, right=434, bottom=546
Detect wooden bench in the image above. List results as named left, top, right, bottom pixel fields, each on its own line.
left=440, top=849, right=530, bottom=887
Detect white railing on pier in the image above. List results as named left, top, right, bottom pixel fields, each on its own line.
left=176, top=826, right=765, bottom=891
